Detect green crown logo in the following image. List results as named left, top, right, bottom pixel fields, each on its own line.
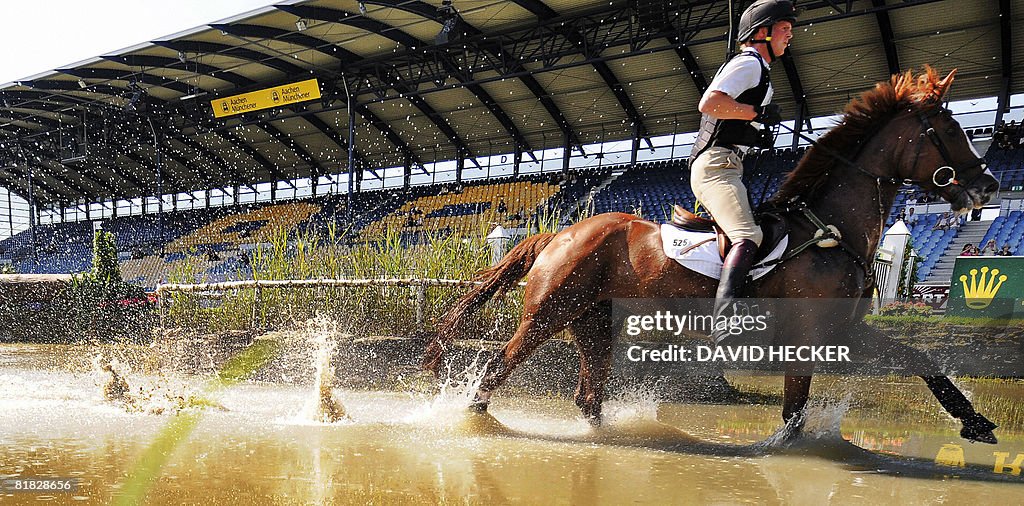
left=959, top=266, right=1008, bottom=309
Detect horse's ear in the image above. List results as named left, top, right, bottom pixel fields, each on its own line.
left=938, top=68, right=957, bottom=97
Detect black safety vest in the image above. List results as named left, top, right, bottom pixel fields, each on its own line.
left=690, top=51, right=772, bottom=162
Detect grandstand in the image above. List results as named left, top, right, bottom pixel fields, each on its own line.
left=0, top=0, right=1022, bottom=293
left=361, top=176, right=561, bottom=237
left=3, top=138, right=1024, bottom=289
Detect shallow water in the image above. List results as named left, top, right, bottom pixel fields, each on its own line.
left=2, top=343, right=1023, bottom=504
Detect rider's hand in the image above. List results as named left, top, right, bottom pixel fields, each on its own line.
left=754, top=104, right=783, bottom=126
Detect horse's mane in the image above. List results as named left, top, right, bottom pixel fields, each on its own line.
left=770, top=66, right=954, bottom=203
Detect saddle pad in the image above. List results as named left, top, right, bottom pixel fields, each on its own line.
left=660, top=224, right=788, bottom=281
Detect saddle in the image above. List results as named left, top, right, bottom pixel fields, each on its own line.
left=670, top=205, right=787, bottom=262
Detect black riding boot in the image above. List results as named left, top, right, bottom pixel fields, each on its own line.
left=712, top=239, right=759, bottom=344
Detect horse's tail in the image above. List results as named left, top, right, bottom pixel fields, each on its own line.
left=422, top=232, right=557, bottom=376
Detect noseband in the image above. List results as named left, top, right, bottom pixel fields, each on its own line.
left=910, top=107, right=989, bottom=195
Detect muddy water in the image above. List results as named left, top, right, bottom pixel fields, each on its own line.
left=2, top=343, right=1024, bottom=505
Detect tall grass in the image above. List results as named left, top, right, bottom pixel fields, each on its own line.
left=164, top=222, right=512, bottom=337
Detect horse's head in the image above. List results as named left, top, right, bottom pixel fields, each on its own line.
left=892, top=69, right=999, bottom=213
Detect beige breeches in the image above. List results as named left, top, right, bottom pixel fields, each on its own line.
left=689, top=147, right=763, bottom=245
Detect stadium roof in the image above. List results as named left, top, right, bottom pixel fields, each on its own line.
left=0, top=0, right=1020, bottom=206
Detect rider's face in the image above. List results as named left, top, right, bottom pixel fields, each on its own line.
left=769, top=20, right=793, bottom=55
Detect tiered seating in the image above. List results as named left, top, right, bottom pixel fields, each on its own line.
left=120, top=255, right=169, bottom=287
left=979, top=210, right=1024, bottom=255
left=985, top=147, right=1024, bottom=190
left=885, top=143, right=1024, bottom=227
left=743, top=148, right=803, bottom=207
left=906, top=214, right=958, bottom=279
left=8, top=144, right=985, bottom=287
left=546, top=167, right=614, bottom=220
left=591, top=160, right=692, bottom=220
left=590, top=150, right=800, bottom=220
left=313, top=190, right=414, bottom=236
left=167, top=201, right=321, bottom=253
left=3, top=221, right=94, bottom=274
left=361, top=177, right=560, bottom=237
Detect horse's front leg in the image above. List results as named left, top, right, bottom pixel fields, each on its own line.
left=855, top=321, right=998, bottom=444
left=921, top=375, right=998, bottom=444
left=783, top=374, right=812, bottom=425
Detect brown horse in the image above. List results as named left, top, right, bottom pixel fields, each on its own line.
left=424, top=68, right=1000, bottom=443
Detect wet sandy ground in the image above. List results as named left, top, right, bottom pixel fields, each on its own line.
left=2, top=342, right=1023, bottom=504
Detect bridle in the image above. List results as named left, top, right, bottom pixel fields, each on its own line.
left=769, top=106, right=991, bottom=289
left=778, top=106, right=989, bottom=238
left=909, top=107, right=989, bottom=198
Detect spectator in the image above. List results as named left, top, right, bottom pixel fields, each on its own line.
left=905, top=194, right=918, bottom=211
left=997, top=244, right=1013, bottom=256
left=981, top=239, right=998, bottom=256
left=933, top=211, right=951, bottom=231
left=945, top=211, right=958, bottom=229
left=906, top=207, right=918, bottom=226
left=959, top=244, right=976, bottom=256
left=896, top=209, right=906, bottom=223
left=993, top=120, right=1009, bottom=149
left=970, top=206, right=983, bottom=221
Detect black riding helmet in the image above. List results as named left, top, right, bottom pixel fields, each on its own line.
left=737, top=0, right=798, bottom=61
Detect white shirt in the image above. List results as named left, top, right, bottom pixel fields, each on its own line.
left=705, top=47, right=773, bottom=107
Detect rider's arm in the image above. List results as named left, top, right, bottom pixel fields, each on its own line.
left=698, top=91, right=759, bottom=121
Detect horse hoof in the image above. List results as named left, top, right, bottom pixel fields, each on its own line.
left=963, top=429, right=998, bottom=445
left=961, top=413, right=998, bottom=444
left=586, top=414, right=602, bottom=427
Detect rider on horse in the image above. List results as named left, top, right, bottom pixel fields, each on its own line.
left=689, top=0, right=796, bottom=343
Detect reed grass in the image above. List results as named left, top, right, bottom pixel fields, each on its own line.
left=164, top=221, right=520, bottom=337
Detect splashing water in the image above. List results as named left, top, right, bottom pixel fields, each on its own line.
left=402, top=350, right=489, bottom=428
left=759, top=393, right=853, bottom=448
left=94, top=355, right=131, bottom=403
left=801, top=394, right=852, bottom=437
left=301, top=318, right=349, bottom=424
left=92, top=353, right=223, bottom=415
left=603, top=381, right=663, bottom=424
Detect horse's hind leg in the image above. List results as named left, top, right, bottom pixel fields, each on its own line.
left=472, top=309, right=577, bottom=410
left=569, top=302, right=614, bottom=425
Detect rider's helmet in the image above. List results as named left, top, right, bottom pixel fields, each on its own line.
left=736, top=0, right=798, bottom=43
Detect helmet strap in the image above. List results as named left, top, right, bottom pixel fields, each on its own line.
left=749, top=26, right=779, bottom=62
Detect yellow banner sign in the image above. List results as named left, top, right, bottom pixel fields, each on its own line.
left=211, top=78, right=321, bottom=118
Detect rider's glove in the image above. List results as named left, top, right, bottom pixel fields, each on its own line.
left=754, top=104, right=783, bottom=126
